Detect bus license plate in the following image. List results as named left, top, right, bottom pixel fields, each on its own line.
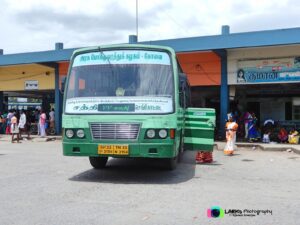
left=98, top=144, right=129, bottom=155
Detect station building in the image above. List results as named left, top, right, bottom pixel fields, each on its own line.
left=1, top=25, right=300, bottom=136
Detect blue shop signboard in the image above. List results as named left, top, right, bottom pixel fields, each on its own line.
left=237, top=57, right=300, bottom=84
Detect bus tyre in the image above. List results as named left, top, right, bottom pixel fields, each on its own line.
left=89, top=157, right=108, bottom=169
left=164, top=157, right=177, bottom=170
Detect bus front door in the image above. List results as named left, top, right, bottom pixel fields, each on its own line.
left=184, top=108, right=216, bottom=151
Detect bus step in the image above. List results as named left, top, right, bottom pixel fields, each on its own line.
left=72, top=147, right=81, bottom=153
left=148, top=148, right=158, bottom=154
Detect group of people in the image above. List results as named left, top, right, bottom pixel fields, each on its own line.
left=226, top=110, right=300, bottom=144
left=274, top=127, right=299, bottom=144
left=227, top=110, right=260, bottom=142
left=224, top=110, right=300, bottom=156
left=0, top=108, right=55, bottom=143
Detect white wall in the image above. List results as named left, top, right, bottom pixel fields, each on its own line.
left=260, top=100, right=285, bottom=121
left=246, top=97, right=291, bottom=122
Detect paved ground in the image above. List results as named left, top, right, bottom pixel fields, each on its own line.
left=0, top=140, right=299, bottom=225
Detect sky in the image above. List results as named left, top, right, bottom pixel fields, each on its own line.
left=1, top=0, right=300, bottom=54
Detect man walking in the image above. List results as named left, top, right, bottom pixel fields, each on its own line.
left=18, top=110, right=26, bottom=139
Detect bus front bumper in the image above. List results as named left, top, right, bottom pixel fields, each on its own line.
left=63, top=142, right=177, bottom=158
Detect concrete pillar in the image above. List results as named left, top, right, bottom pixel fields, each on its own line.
left=213, top=49, right=229, bottom=139
left=55, top=43, right=64, bottom=50
left=221, top=25, right=230, bottom=35
left=220, top=50, right=228, bottom=138
left=129, top=35, right=138, bottom=44
left=54, top=63, right=62, bottom=134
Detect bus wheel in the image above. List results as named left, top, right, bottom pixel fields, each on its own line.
left=89, top=157, right=108, bottom=169
left=164, top=157, right=177, bottom=170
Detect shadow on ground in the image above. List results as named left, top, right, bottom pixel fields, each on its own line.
left=198, top=162, right=223, bottom=166
left=241, top=159, right=255, bottom=162
left=69, top=151, right=198, bottom=184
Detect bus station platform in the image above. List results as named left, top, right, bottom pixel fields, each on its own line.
left=215, top=141, right=300, bottom=155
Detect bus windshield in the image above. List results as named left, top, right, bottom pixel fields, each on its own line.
left=65, top=49, right=174, bottom=114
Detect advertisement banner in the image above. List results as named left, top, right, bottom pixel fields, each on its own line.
left=65, top=96, right=173, bottom=114
left=237, top=57, right=300, bottom=84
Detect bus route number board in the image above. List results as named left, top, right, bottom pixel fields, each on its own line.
left=98, top=144, right=129, bottom=155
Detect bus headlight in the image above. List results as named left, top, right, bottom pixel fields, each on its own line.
left=158, top=129, right=167, bottom=138
left=76, top=129, right=85, bottom=138
left=65, top=129, right=74, bottom=138
left=146, top=129, right=155, bottom=138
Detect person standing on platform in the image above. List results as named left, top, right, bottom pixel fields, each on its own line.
left=6, top=110, right=14, bottom=134
left=39, top=109, right=47, bottom=138
left=34, top=109, right=40, bottom=135
left=25, top=111, right=32, bottom=139
left=11, top=114, right=20, bottom=143
left=243, top=111, right=252, bottom=139
left=49, top=108, right=55, bottom=129
left=248, top=113, right=260, bottom=142
left=224, top=115, right=238, bottom=155
left=18, top=110, right=26, bottom=138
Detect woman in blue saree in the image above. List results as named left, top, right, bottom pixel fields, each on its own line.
left=248, top=113, right=260, bottom=142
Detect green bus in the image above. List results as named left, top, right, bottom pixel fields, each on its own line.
left=62, top=44, right=215, bottom=169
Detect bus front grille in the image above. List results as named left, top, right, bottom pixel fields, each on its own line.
left=90, top=123, right=140, bottom=140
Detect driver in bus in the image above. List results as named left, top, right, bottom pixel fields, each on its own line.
left=115, top=87, right=125, bottom=96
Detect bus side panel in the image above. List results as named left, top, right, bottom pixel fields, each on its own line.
left=184, top=108, right=215, bottom=151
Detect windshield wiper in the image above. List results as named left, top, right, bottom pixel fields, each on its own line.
left=97, top=47, right=116, bottom=77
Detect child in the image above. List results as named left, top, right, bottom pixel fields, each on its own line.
left=263, top=131, right=270, bottom=143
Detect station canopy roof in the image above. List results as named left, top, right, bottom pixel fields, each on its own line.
left=1, top=27, right=300, bottom=67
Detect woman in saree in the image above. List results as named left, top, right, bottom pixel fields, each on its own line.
left=278, top=127, right=288, bottom=143
left=248, top=113, right=260, bottom=142
left=288, top=128, right=299, bottom=144
left=224, top=116, right=238, bottom=155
